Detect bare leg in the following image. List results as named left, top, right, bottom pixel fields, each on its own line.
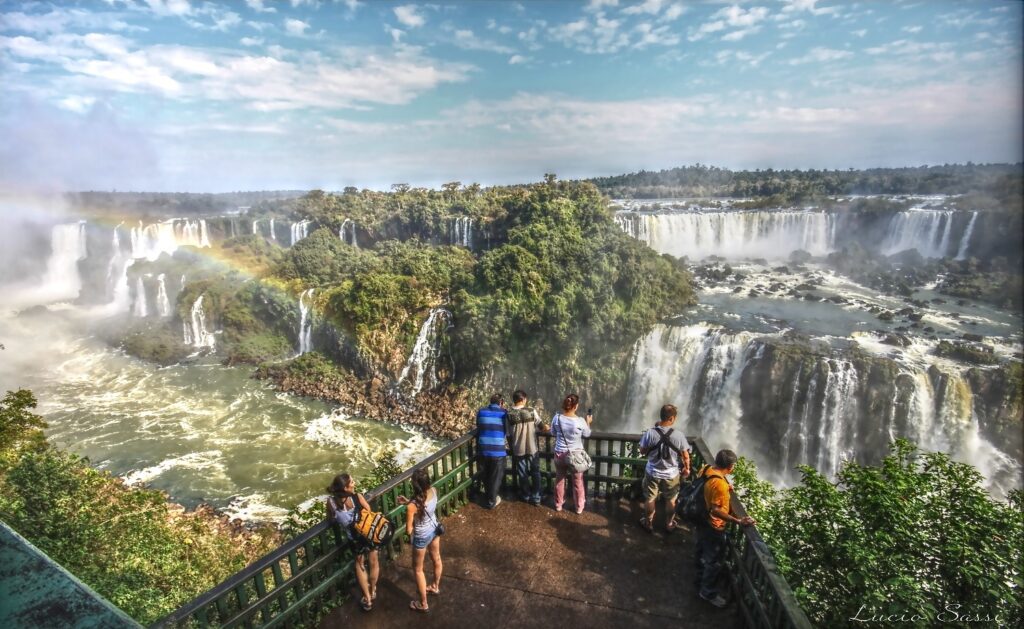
left=412, top=547, right=429, bottom=609
left=368, top=550, right=380, bottom=598
left=427, top=536, right=443, bottom=593
left=354, top=554, right=371, bottom=605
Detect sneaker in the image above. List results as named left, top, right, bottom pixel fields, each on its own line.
left=699, top=592, right=728, bottom=608
left=490, top=496, right=502, bottom=509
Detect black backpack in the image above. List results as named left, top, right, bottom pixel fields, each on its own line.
left=652, top=427, right=681, bottom=461
left=676, top=467, right=725, bottom=524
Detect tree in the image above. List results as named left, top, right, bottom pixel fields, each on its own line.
left=0, top=389, right=46, bottom=463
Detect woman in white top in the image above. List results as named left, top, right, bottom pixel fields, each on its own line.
left=551, top=393, right=593, bottom=514
left=325, top=473, right=379, bottom=612
left=397, top=468, right=443, bottom=612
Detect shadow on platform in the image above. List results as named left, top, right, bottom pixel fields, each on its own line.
left=322, top=495, right=742, bottom=628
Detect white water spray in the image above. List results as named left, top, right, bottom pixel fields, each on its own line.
left=397, top=308, right=452, bottom=395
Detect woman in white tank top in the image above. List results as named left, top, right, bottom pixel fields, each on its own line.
left=397, top=468, right=443, bottom=612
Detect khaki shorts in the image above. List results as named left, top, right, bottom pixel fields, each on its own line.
left=642, top=473, right=680, bottom=503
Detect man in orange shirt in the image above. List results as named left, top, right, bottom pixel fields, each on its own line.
left=695, top=449, right=755, bottom=607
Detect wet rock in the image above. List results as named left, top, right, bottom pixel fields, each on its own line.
left=897, top=307, right=915, bottom=316
left=908, top=313, right=924, bottom=321
left=828, top=296, right=848, bottom=304
left=931, top=298, right=947, bottom=304
left=772, top=266, right=790, bottom=274
left=962, top=333, right=985, bottom=343
left=795, top=283, right=817, bottom=291
left=923, top=327, right=935, bottom=333
left=732, top=287, right=744, bottom=293
left=882, top=333, right=911, bottom=347
left=877, top=311, right=894, bottom=321
left=803, top=293, right=820, bottom=301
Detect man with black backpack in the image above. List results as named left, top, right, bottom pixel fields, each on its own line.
left=637, top=404, right=691, bottom=533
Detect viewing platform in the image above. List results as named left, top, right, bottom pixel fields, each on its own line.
left=322, top=498, right=740, bottom=628
left=155, top=432, right=813, bottom=629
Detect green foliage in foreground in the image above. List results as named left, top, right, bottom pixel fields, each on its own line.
left=732, top=440, right=1024, bottom=627
left=0, top=390, right=278, bottom=624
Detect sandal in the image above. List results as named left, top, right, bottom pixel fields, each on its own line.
left=371, top=586, right=377, bottom=601
left=409, top=600, right=430, bottom=612
left=426, top=584, right=441, bottom=595
left=666, top=517, right=678, bottom=534
left=640, top=516, right=654, bottom=533
left=360, top=597, right=373, bottom=612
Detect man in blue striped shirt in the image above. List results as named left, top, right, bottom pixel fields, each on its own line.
left=476, top=393, right=508, bottom=509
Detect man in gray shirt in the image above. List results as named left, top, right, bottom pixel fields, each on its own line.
left=638, top=404, right=691, bottom=533
left=507, top=389, right=547, bottom=505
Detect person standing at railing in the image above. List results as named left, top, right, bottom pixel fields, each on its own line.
left=638, top=404, right=691, bottom=533
left=551, top=393, right=592, bottom=514
left=507, top=389, right=547, bottom=506
left=695, top=449, right=755, bottom=608
left=325, top=473, right=380, bottom=612
left=397, top=469, right=443, bottom=613
left=476, top=393, right=508, bottom=509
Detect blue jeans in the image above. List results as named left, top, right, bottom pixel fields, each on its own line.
left=513, top=453, right=542, bottom=503
left=695, top=522, right=727, bottom=598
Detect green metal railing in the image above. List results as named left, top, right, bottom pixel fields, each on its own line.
left=151, top=433, right=475, bottom=628
left=153, top=430, right=811, bottom=629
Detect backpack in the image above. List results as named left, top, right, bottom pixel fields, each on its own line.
left=675, top=467, right=725, bottom=524
left=652, top=427, right=681, bottom=462
left=351, top=504, right=395, bottom=548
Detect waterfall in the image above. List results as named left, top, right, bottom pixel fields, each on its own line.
left=955, top=212, right=978, bottom=260
left=39, top=222, right=88, bottom=302
left=156, top=274, right=171, bottom=317
left=129, top=219, right=212, bottom=261
left=269, top=218, right=276, bottom=241
left=132, top=276, right=148, bottom=317
left=397, top=308, right=453, bottom=395
left=290, top=220, right=311, bottom=246
left=105, top=223, right=131, bottom=308
left=339, top=219, right=358, bottom=247
left=881, top=210, right=955, bottom=258
left=450, top=217, right=473, bottom=248
left=297, top=289, right=315, bottom=355
left=620, top=323, right=1020, bottom=493
left=613, top=210, right=836, bottom=259
left=182, top=294, right=215, bottom=349
left=252, top=219, right=261, bottom=236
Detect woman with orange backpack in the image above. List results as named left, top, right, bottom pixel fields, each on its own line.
left=325, top=473, right=380, bottom=612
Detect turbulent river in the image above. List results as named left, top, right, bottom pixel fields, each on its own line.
left=0, top=217, right=438, bottom=521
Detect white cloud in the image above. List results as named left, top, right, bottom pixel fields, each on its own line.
left=714, top=49, right=771, bottom=67
left=0, top=9, right=147, bottom=34
left=394, top=5, right=425, bottom=28
left=144, top=0, right=193, bottom=17
left=691, top=5, right=769, bottom=41
left=586, top=0, right=618, bottom=11
left=284, top=19, right=309, bottom=36
left=662, top=3, right=686, bottom=22
left=788, top=46, right=853, bottom=64
left=245, top=0, right=276, bottom=14
left=780, top=0, right=840, bottom=17
left=623, top=0, right=667, bottom=16
left=549, top=14, right=630, bottom=54
left=58, top=95, right=96, bottom=113
left=386, top=26, right=404, bottom=43
left=0, top=34, right=474, bottom=110
left=633, top=22, right=679, bottom=49
left=451, top=29, right=515, bottom=54
left=240, top=36, right=263, bottom=46
left=901, top=25, right=922, bottom=34
left=851, top=28, right=867, bottom=37
left=508, top=54, right=530, bottom=64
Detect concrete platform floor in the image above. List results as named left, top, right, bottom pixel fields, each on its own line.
left=322, top=495, right=743, bottom=628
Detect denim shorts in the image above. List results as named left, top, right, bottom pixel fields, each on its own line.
left=412, top=529, right=436, bottom=550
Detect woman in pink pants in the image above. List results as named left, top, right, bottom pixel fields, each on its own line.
left=550, top=393, right=593, bottom=514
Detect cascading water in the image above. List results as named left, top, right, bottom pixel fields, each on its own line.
left=881, top=210, right=955, bottom=258
left=252, top=219, right=261, bottom=236
left=614, top=210, right=837, bottom=259
left=156, top=274, right=171, bottom=317
left=620, top=323, right=1020, bottom=494
left=955, top=212, right=978, bottom=260
left=182, top=294, right=216, bottom=349
left=129, top=219, right=211, bottom=261
left=397, top=308, right=453, bottom=395
left=40, top=222, right=88, bottom=302
left=339, top=219, right=358, bottom=247
left=269, top=218, right=276, bottom=241
left=132, top=277, right=148, bottom=317
left=296, top=289, right=315, bottom=355
left=450, top=217, right=473, bottom=248
left=290, top=220, right=311, bottom=246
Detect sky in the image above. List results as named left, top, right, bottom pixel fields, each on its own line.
left=0, top=0, right=1021, bottom=192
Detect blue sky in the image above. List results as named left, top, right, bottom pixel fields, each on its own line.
left=0, top=0, right=1021, bottom=192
